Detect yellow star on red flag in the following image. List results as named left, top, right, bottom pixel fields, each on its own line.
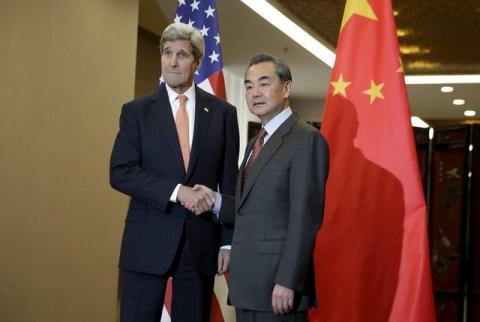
left=340, top=0, right=378, bottom=32
left=396, top=57, right=404, bottom=73
left=363, top=80, right=385, bottom=104
left=331, top=73, right=352, bottom=97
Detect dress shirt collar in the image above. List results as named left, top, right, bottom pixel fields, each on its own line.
left=165, top=83, right=195, bottom=107
left=262, top=107, right=292, bottom=143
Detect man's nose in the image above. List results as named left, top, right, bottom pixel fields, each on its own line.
left=169, top=55, right=178, bottom=67
left=252, top=86, right=262, bottom=97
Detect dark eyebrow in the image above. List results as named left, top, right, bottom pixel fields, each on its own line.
left=244, top=75, right=271, bottom=85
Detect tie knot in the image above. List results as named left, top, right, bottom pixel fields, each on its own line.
left=178, top=95, right=187, bottom=107
left=258, top=127, right=267, bottom=140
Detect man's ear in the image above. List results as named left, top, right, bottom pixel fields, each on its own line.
left=284, top=80, right=292, bottom=98
left=194, top=59, right=201, bottom=71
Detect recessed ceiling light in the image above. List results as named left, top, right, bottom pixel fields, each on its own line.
left=453, top=99, right=465, bottom=106
left=440, top=86, right=453, bottom=93
left=464, top=110, right=476, bottom=117
left=399, top=46, right=430, bottom=55
left=396, top=29, right=412, bottom=37
left=407, top=61, right=440, bottom=70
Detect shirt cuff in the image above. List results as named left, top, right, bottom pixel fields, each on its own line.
left=170, top=184, right=181, bottom=202
left=212, top=192, right=222, bottom=216
left=220, top=245, right=231, bottom=250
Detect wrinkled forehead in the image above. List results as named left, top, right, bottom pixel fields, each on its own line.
left=162, top=40, right=193, bottom=53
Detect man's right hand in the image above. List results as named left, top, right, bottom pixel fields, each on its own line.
left=272, top=284, right=294, bottom=315
left=177, top=185, right=215, bottom=214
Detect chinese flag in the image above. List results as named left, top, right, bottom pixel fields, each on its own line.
left=310, top=0, right=437, bottom=321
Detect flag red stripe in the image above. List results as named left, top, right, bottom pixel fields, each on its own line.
left=210, top=293, right=225, bottom=322
left=208, top=70, right=226, bottom=100
left=164, top=278, right=172, bottom=315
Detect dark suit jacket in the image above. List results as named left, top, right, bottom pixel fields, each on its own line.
left=219, top=113, right=328, bottom=311
left=110, top=83, right=239, bottom=277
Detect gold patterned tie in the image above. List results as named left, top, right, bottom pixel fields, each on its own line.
left=243, top=127, right=267, bottom=185
left=175, top=95, right=190, bottom=171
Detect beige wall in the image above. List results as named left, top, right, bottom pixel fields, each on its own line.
left=0, top=1, right=139, bottom=321
left=290, top=97, right=326, bottom=123
left=135, top=27, right=163, bottom=98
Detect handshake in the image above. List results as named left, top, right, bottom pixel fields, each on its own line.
left=177, top=184, right=217, bottom=215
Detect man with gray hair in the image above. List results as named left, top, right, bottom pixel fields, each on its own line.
left=110, top=22, right=239, bottom=322
left=193, top=53, right=328, bottom=322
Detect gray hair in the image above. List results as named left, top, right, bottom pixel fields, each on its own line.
left=160, top=22, right=205, bottom=63
left=246, top=53, right=292, bottom=83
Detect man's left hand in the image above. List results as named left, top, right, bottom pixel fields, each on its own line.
left=217, top=248, right=230, bottom=275
left=272, top=284, right=294, bottom=315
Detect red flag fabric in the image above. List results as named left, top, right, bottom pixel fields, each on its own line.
left=310, top=0, right=437, bottom=321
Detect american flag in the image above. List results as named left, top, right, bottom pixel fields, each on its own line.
left=161, top=1, right=234, bottom=322
left=173, top=0, right=227, bottom=100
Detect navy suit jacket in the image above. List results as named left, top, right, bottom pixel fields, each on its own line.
left=110, top=83, right=239, bottom=277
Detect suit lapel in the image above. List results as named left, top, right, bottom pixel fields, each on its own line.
left=238, top=114, right=297, bottom=209
left=150, top=84, right=185, bottom=175
left=185, top=86, right=213, bottom=180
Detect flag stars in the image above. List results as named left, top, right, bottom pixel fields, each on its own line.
left=174, top=13, right=182, bottom=24
left=214, top=34, right=220, bottom=45
left=190, top=0, right=200, bottom=12
left=209, top=50, right=220, bottom=63
left=200, top=25, right=210, bottom=37
left=174, top=0, right=223, bottom=84
left=340, top=0, right=378, bottom=32
left=396, top=57, right=404, bottom=73
left=204, top=5, right=215, bottom=18
left=331, top=73, right=352, bottom=97
left=363, top=80, right=385, bottom=104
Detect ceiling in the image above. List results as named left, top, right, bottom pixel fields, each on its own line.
left=278, top=0, right=480, bottom=75
left=147, top=0, right=480, bottom=123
